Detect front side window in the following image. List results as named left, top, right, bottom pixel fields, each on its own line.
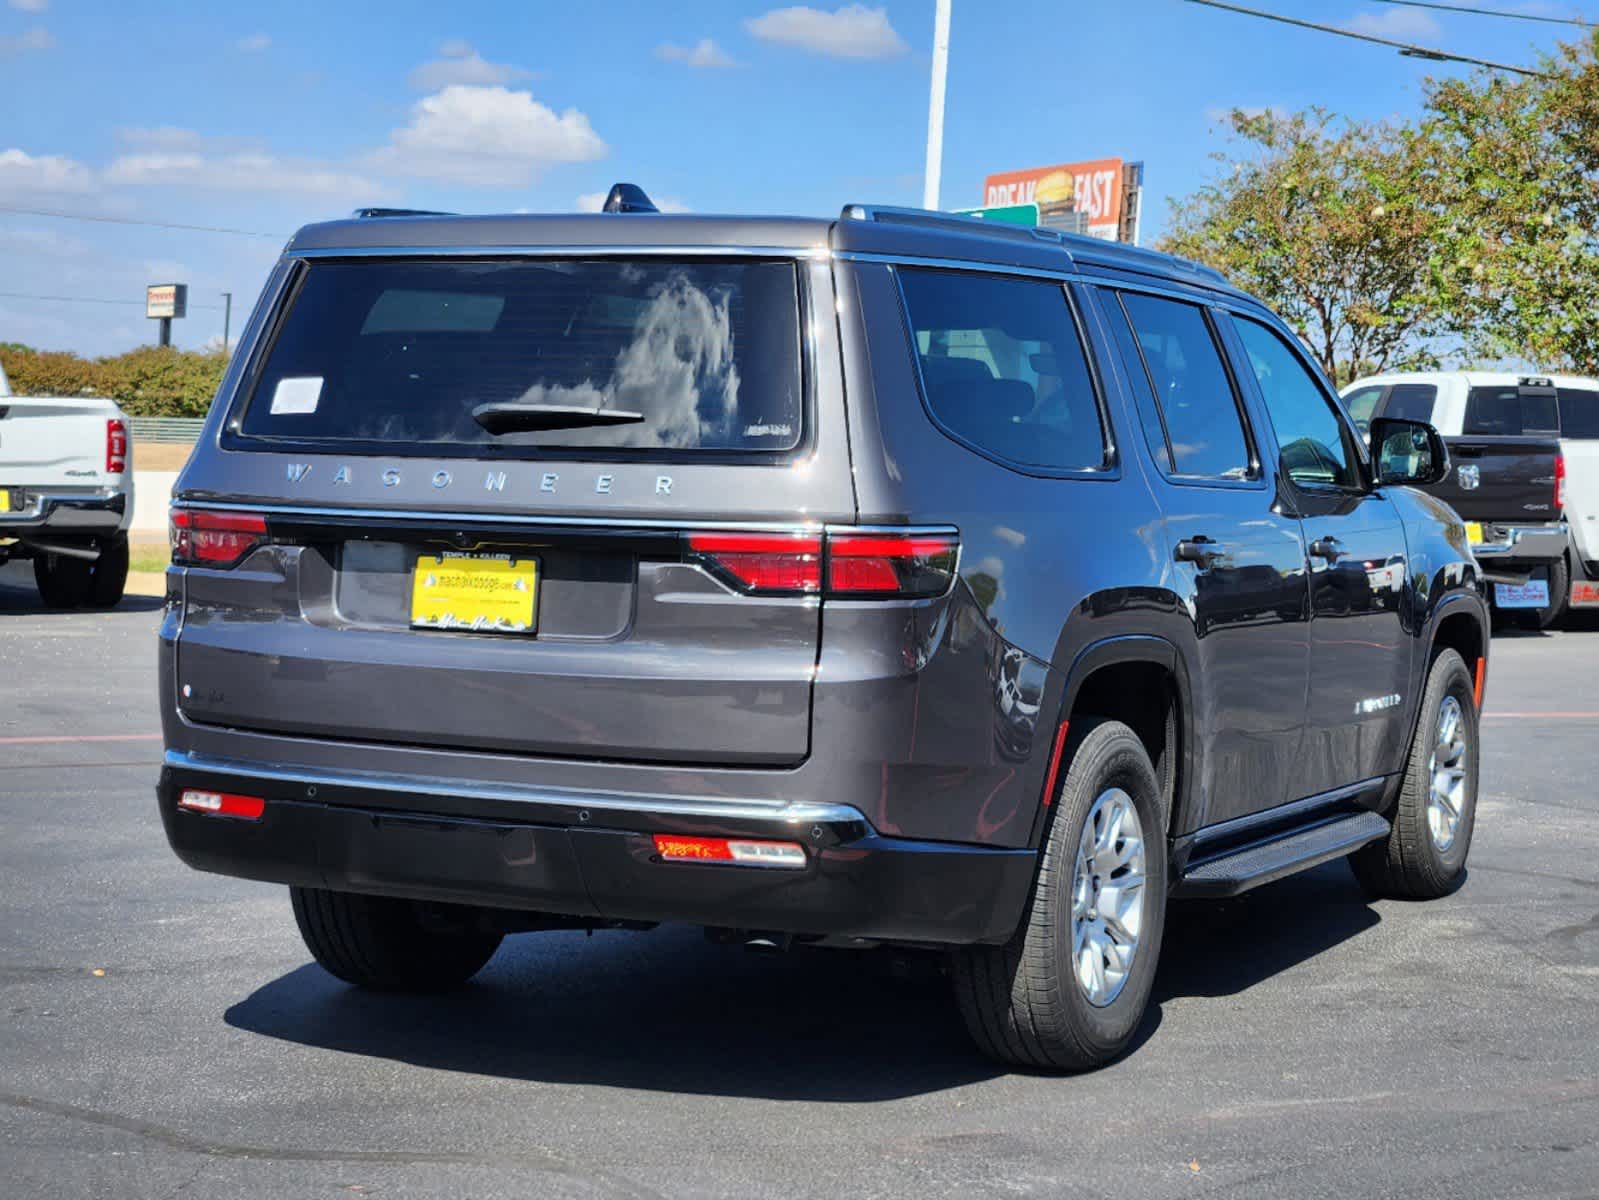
left=1343, top=386, right=1383, bottom=432
left=235, top=258, right=804, bottom=456
left=1234, top=318, right=1361, bottom=489
left=1116, top=292, right=1253, bottom=480
left=897, top=268, right=1108, bottom=472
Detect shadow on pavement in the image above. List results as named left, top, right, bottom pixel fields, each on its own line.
left=0, top=571, right=165, bottom=615
left=225, top=860, right=1382, bottom=1094
left=1155, top=859, right=1380, bottom=1001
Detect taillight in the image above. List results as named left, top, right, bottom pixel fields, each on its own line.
left=687, top=528, right=960, bottom=599
left=653, top=834, right=807, bottom=869
left=106, top=419, right=127, bottom=474
left=688, top=531, right=822, bottom=594
left=170, top=507, right=268, bottom=567
left=1555, top=453, right=1566, bottom=511
left=827, top=531, right=960, bottom=598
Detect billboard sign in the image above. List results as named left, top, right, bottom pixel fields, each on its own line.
left=146, top=283, right=188, bottom=320
left=981, top=159, right=1134, bottom=242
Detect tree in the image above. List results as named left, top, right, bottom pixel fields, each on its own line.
left=1421, top=32, right=1599, bottom=372
left=1160, top=109, right=1447, bottom=383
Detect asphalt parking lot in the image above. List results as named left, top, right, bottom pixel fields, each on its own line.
left=1, top=559, right=1596, bottom=1200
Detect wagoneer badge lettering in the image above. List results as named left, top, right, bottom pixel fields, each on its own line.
left=333, top=466, right=351, bottom=485
left=432, top=471, right=451, bottom=489
left=286, top=463, right=312, bottom=482
left=382, top=469, right=400, bottom=487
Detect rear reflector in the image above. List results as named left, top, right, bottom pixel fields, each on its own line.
left=178, top=788, right=266, bottom=820
left=653, top=834, right=807, bottom=870
left=828, top=531, right=960, bottom=597
left=170, top=508, right=268, bottom=567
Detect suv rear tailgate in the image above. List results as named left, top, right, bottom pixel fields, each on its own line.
left=171, top=252, right=855, bottom=767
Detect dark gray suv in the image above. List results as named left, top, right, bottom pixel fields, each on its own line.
left=158, top=190, right=1488, bottom=1069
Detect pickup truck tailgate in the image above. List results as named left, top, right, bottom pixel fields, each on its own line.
left=0, top=397, right=118, bottom=487
left=1434, top=436, right=1561, bottom=523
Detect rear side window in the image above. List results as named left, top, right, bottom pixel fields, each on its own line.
left=1464, top=386, right=1559, bottom=436
left=1343, top=386, right=1383, bottom=431
left=1380, top=383, right=1437, bottom=422
left=897, top=268, right=1108, bottom=472
left=1115, top=292, right=1253, bottom=480
left=1558, top=388, right=1599, bottom=438
left=234, top=258, right=804, bottom=456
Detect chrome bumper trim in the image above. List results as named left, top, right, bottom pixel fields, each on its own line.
left=1469, top=522, right=1569, bottom=559
left=0, top=490, right=127, bottom=531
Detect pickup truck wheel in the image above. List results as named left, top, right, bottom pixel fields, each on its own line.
left=952, top=719, right=1167, bottom=1071
left=33, top=552, right=92, bottom=609
left=1530, top=554, right=1569, bottom=630
left=290, top=886, right=503, bottom=991
left=87, top=534, right=129, bottom=609
left=1349, top=649, right=1478, bottom=899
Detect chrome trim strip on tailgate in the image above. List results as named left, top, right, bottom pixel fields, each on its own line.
left=163, top=748, right=869, bottom=827
left=168, top=500, right=826, bottom=533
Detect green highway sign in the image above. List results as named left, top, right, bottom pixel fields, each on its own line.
left=952, top=203, right=1040, bottom=227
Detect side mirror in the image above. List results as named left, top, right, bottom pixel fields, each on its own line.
left=1369, top=417, right=1449, bottom=487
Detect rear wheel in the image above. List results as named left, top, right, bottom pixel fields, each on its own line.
left=1527, top=555, right=1569, bottom=630
left=952, top=719, right=1167, bottom=1071
left=290, top=887, right=503, bottom=991
left=87, top=534, right=129, bottom=609
left=1349, top=648, right=1478, bottom=899
left=33, top=552, right=92, bottom=608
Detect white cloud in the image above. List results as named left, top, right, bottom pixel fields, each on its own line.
left=575, top=190, right=689, bottom=213
left=1344, top=8, right=1441, bottom=38
left=0, top=148, right=94, bottom=197
left=408, top=40, right=532, bottom=90
left=370, top=85, right=606, bottom=187
left=745, top=4, right=906, bottom=59
left=116, top=126, right=207, bottom=150
left=105, top=147, right=386, bottom=201
left=656, top=38, right=736, bottom=68
left=9, top=0, right=50, bottom=12
left=0, top=227, right=89, bottom=257
left=235, top=32, right=270, bottom=53
left=0, top=26, right=54, bottom=56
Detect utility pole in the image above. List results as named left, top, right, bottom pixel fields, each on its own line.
left=922, top=0, right=952, bottom=211
left=222, top=291, right=232, bottom=354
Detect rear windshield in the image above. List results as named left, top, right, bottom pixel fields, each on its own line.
left=1558, top=387, right=1599, bottom=438
left=1378, top=383, right=1437, bottom=422
left=233, top=258, right=804, bottom=456
left=1464, top=385, right=1559, bottom=436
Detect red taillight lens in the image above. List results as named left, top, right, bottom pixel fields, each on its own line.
left=827, top=531, right=960, bottom=598
left=170, top=508, right=268, bottom=567
left=687, top=531, right=822, bottom=594
left=106, top=419, right=127, bottom=474
left=1555, top=453, right=1566, bottom=511
left=178, top=788, right=265, bottom=820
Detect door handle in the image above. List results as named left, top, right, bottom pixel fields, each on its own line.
left=1175, top=536, right=1228, bottom=568
left=1309, top=536, right=1344, bottom=562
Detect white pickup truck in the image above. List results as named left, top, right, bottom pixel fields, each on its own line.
left=0, top=357, right=133, bottom=607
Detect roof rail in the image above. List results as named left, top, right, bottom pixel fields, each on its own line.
left=350, top=207, right=456, bottom=219
left=840, top=203, right=1069, bottom=247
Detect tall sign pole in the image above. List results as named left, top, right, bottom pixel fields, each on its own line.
left=146, top=283, right=188, bottom=347
left=922, top=0, right=952, bottom=210
left=222, top=291, right=233, bottom=354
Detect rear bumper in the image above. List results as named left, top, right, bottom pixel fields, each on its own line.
left=0, top=489, right=128, bottom=534
left=157, top=751, right=1037, bottom=946
left=1470, top=521, right=1568, bottom=562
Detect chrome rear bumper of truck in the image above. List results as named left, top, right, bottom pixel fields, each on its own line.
left=0, top=489, right=127, bottom=533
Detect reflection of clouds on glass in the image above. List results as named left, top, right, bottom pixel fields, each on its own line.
left=515, top=271, right=740, bottom=448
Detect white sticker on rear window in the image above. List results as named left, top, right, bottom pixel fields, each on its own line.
left=270, top=377, right=322, bottom=415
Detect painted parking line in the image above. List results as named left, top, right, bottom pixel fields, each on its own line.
left=1481, top=712, right=1599, bottom=720
left=0, top=733, right=163, bottom=745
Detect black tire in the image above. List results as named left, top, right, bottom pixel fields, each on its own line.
left=1532, top=554, right=1569, bottom=630
left=290, top=887, right=503, bottom=991
left=88, top=534, right=129, bottom=609
left=1349, top=649, right=1478, bottom=899
left=952, top=719, right=1168, bottom=1071
left=33, top=552, right=93, bottom=609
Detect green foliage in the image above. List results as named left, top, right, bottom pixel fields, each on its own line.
left=1160, top=109, right=1449, bottom=381
left=0, top=345, right=227, bottom=416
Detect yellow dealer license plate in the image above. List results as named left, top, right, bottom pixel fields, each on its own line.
left=1464, top=521, right=1483, bottom=545
left=0, top=490, right=9, bottom=514
left=410, top=552, right=538, bottom=634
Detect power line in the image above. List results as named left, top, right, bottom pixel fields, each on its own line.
left=1375, top=0, right=1593, bottom=26
left=0, top=290, right=226, bottom=311
left=1184, top=0, right=1550, bottom=76
left=0, top=205, right=282, bottom=239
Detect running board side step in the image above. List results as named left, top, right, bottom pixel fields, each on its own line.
left=1171, top=811, right=1391, bottom=899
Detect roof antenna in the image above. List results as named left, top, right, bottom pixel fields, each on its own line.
left=602, top=183, right=659, bottom=214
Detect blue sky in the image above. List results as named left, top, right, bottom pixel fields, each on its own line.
left=1, top=0, right=1592, bottom=356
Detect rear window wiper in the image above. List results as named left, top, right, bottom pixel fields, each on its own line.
left=470, top=402, right=646, bottom=434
